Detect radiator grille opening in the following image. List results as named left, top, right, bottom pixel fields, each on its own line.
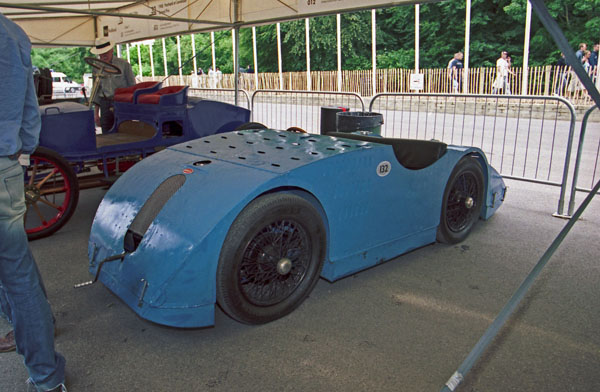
left=123, top=174, right=186, bottom=253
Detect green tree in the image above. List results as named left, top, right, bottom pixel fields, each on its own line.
left=30, top=0, right=600, bottom=76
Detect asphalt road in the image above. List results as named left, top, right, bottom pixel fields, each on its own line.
left=1, top=179, right=599, bottom=392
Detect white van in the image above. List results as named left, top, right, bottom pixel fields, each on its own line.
left=51, top=71, right=82, bottom=95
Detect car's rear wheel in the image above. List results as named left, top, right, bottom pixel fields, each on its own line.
left=217, top=193, right=325, bottom=324
left=24, top=147, right=79, bottom=240
left=437, top=156, right=484, bottom=244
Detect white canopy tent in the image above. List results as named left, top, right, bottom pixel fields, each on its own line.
left=0, top=0, right=428, bottom=47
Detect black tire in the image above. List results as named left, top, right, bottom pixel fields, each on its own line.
left=24, top=147, right=80, bottom=240
left=216, top=193, right=326, bottom=324
left=437, top=156, right=485, bottom=244
left=234, top=122, right=267, bottom=131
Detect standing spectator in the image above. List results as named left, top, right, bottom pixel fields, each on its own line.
left=568, top=50, right=592, bottom=97
left=208, top=66, right=217, bottom=88
left=90, top=37, right=135, bottom=133
left=492, top=51, right=513, bottom=94
left=582, top=50, right=592, bottom=73
left=0, top=12, right=67, bottom=392
left=216, top=66, right=223, bottom=88
left=554, top=52, right=569, bottom=95
left=447, top=53, right=458, bottom=91
left=449, top=52, right=464, bottom=93
left=590, top=43, right=598, bottom=69
left=575, top=43, right=587, bottom=62
left=591, top=43, right=599, bottom=83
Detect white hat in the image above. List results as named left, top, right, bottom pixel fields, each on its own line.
left=91, top=37, right=115, bottom=55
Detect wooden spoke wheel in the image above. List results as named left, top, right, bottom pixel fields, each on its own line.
left=24, top=147, right=79, bottom=240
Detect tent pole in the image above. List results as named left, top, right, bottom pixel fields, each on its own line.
left=137, top=43, right=142, bottom=79
left=176, top=35, right=183, bottom=84
left=233, top=0, right=239, bottom=105
left=372, top=9, right=376, bottom=96
left=211, top=32, right=216, bottom=74
left=464, top=0, right=471, bottom=93
left=252, top=26, right=259, bottom=90
left=337, top=13, right=342, bottom=92
left=522, top=0, right=532, bottom=95
left=305, top=18, right=311, bottom=91
left=162, top=38, right=167, bottom=79
left=277, top=23, right=283, bottom=90
left=149, top=42, right=154, bottom=78
left=191, top=34, right=197, bottom=75
left=414, top=5, right=419, bottom=74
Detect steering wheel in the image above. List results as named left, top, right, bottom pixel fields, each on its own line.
left=286, top=126, right=308, bottom=134
left=84, top=57, right=121, bottom=75
left=84, top=57, right=122, bottom=108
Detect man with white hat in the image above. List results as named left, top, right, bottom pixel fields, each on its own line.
left=90, top=37, right=135, bottom=133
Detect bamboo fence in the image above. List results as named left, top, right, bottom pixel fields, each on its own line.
left=145, top=65, right=598, bottom=105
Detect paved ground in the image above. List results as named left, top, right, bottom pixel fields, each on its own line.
left=1, top=179, right=599, bottom=392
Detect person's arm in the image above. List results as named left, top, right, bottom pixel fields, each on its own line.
left=124, top=61, right=135, bottom=87
left=20, top=61, right=41, bottom=153
left=0, top=33, right=32, bottom=153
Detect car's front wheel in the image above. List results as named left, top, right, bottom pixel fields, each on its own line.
left=437, top=156, right=484, bottom=244
left=216, top=193, right=325, bottom=324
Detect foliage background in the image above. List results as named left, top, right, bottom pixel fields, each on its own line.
left=31, top=0, right=600, bottom=82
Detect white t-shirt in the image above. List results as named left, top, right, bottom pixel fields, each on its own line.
left=496, top=58, right=509, bottom=77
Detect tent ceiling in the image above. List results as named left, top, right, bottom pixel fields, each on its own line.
left=0, top=0, right=426, bottom=47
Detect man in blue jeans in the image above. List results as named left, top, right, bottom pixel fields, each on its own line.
left=0, top=12, right=67, bottom=392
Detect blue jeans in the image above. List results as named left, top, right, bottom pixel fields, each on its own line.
left=0, top=157, right=65, bottom=391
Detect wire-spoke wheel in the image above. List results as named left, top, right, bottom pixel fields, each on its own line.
left=437, top=157, right=484, bottom=244
left=24, top=147, right=79, bottom=240
left=217, top=193, right=325, bottom=324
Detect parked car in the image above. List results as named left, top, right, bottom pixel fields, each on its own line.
left=51, top=71, right=83, bottom=95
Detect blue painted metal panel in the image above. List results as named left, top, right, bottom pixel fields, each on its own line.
left=37, top=98, right=250, bottom=164
left=89, top=129, right=505, bottom=327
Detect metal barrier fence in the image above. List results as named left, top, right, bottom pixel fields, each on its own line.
left=188, top=88, right=251, bottom=109
left=156, top=86, right=586, bottom=216
left=369, top=93, right=577, bottom=215
left=568, top=105, right=600, bottom=215
left=250, top=90, right=365, bottom=132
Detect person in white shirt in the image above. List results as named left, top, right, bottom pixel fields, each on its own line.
left=492, top=51, right=514, bottom=94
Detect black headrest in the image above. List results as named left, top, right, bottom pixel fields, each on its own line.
left=326, top=132, right=447, bottom=170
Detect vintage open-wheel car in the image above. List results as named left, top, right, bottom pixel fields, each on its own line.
left=25, top=58, right=250, bottom=240
left=87, top=126, right=506, bottom=328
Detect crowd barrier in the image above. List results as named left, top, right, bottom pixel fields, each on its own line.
left=179, top=87, right=599, bottom=216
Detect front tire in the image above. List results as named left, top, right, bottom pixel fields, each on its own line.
left=216, top=193, right=326, bottom=324
left=437, top=156, right=484, bottom=244
left=24, top=147, right=79, bottom=240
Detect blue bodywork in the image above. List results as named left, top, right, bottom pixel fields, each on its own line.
left=37, top=94, right=250, bottom=165
left=88, top=129, right=506, bottom=328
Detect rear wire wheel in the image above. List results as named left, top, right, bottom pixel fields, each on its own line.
left=216, top=193, right=325, bottom=324
left=437, top=156, right=484, bottom=244
left=24, top=147, right=79, bottom=240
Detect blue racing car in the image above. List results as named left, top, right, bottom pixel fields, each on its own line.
left=87, top=127, right=506, bottom=328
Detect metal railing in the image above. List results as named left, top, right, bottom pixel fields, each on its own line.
left=369, top=93, right=577, bottom=215
left=187, top=87, right=251, bottom=109
left=131, top=82, right=590, bottom=217
left=568, top=105, right=600, bottom=215
left=250, top=90, right=365, bottom=132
